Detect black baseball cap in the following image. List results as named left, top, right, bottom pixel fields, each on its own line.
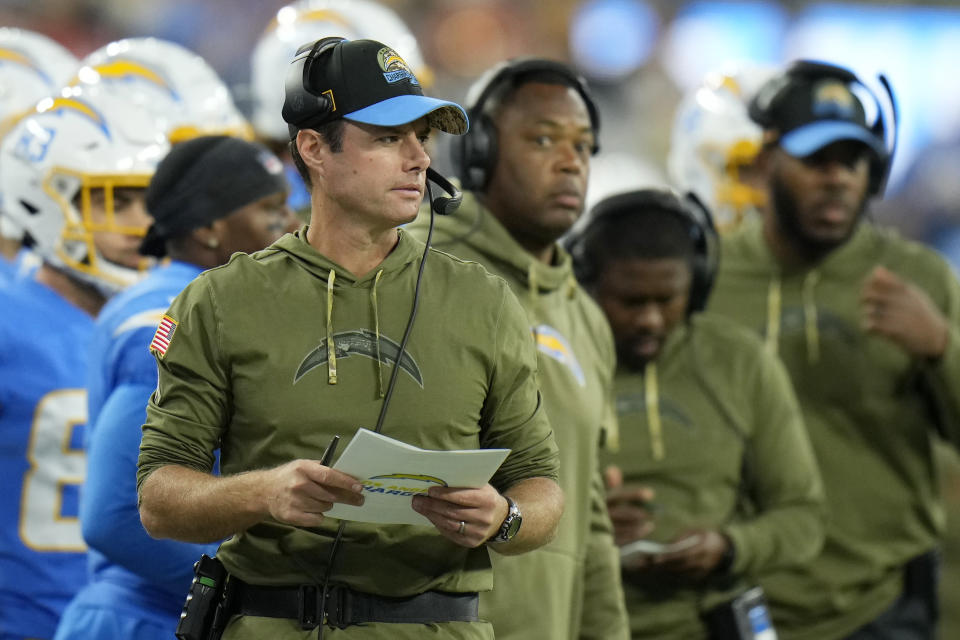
left=751, top=64, right=887, bottom=159
left=140, top=135, right=288, bottom=257
left=285, top=38, right=467, bottom=135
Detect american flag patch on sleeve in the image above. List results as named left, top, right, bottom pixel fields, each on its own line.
left=150, top=315, right=178, bottom=358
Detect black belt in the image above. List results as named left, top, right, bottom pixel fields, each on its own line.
left=227, top=578, right=479, bottom=630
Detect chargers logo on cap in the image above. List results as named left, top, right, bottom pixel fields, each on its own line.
left=812, top=80, right=856, bottom=119
left=377, top=47, right=418, bottom=86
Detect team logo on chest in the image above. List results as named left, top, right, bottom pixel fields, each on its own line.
left=532, top=324, right=585, bottom=387
left=294, top=329, right=423, bottom=386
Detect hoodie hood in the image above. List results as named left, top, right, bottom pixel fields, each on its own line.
left=271, top=226, right=424, bottom=285
left=421, top=191, right=577, bottom=295
left=720, top=219, right=891, bottom=363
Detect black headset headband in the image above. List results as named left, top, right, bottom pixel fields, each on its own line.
left=455, top=58, right=601, bottom=191
left=568, top=188, right=719, bottom=314
left=467, top=58, right=601, bottom=149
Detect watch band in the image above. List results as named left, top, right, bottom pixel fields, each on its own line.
left=488, top=495, right=522, bottom=544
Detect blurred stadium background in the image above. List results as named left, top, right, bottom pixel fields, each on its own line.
left=4, top=0, right=960, bottom=635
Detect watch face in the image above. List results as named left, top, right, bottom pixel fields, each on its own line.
left=505, top=514, right=522, bottom=539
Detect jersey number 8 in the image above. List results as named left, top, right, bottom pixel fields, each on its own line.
left=20, top=389, right=87, bottom=551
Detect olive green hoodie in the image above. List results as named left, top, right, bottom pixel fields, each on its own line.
left=710, top=220, right=960, bottom=639
left=137, top=228, right=560, bottom=600
left=408, top=194, right=629, bottom=640
left=601, top=313, right=824, bottom=639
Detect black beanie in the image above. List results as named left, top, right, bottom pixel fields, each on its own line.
left=140, top=135, right=288, bottom=257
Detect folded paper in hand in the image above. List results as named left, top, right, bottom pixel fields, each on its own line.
left=619, top=534, right=702, bottom=561
left=325, top=428, right=510, bottom=525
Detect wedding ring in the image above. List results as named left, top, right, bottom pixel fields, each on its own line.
left=458, top=520, right=466, bottom=535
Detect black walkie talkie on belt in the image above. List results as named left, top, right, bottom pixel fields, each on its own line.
left=176, top=554, right=227, bottom=640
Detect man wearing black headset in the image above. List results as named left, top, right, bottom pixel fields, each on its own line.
left=408, top=58, right=629, bottom=639
left=570, top=188, right=823, bottom=639
left=136, top=38, right=563, bottom=639
left=708, top=61, right=960, bottom=639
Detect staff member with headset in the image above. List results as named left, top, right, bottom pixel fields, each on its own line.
left=136, top=37, right=563, bottom=640
left=709, top=60, right=960, bottom=640
left=569, top=189, right=824, bottom=639
left=408, top=58, right=629, bottom=639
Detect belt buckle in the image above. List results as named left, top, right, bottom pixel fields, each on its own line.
left=324, top=585, right=351, bottom=629
left=297, top=584, right=322, bottom=630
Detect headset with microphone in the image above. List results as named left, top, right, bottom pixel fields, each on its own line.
left=282, top=37, right=462, bottom=216
left=279, top=37, right=468, bottom=618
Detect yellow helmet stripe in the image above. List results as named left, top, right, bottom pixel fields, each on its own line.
left=266, top=8, right=352, bottom=33
left=39, top=98, right=111, bottom=138
left=0, top=48, right=50, bottom=83
left=88, top=60, right=179, bottom=101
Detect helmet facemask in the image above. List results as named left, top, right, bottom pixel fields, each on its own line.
left=46, top=168, right=153, bottom=293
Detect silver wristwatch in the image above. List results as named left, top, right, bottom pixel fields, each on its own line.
left=488, top=496, right=522, bottom=544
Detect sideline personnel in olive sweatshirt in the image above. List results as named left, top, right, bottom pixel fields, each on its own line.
left=409, top=58, right=629, bottom=640
left=709, top=60, right=960, bottom=640
left=136, top=38, right=563, bottom=640
left=571, top=188, right=823, bottom=639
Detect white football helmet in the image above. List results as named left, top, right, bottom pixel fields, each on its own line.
left=251, top=0, right=432, bottom=142
left=0, top=87, right=169, bottom=294
left=668, top=64, right=775, bottom=232
left=0, top=28, right=79, bottom=242
left=72, top=37, right=252, bottom=145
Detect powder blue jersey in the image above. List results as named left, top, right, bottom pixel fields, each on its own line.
left=0, top=248, right=40, bottom=286
left=54, top=261, right=215, bottom=640
left=0, top=272, right=92, bottom=639
left=0, top=254, right=10, bottom=284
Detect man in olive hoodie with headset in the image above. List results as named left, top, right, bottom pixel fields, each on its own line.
left=709, top=60, right=960, bottom=639
left=409, top=58, right=629, bottom=640
left=137, top=39, right=563, bottom=640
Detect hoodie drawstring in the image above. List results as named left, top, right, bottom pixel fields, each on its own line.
left=764, top=271, right=821, bottom=364
left=803, top=270, right=821, bottom=364
left=765, top=275, right=781, bottom=356
left=326, top=269, right=337, bottom=384
left=527, top=262, right=539, bottom=309
left=371, top=269, right=385, bottom=397
left=644, top=362, right=664, bottom=461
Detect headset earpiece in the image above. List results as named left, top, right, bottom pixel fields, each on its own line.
left=282, top=37, right=346, bottom=133
left=455, top=58, right=601, bottom=192
left=457, top=112, right=497, bottom=192
left=681, top=191, right=719, bottom=314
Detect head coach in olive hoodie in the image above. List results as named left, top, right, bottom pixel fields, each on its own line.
left=408, top=58, right=629, bottom=640
left=709, top=60, right=960, bottom=640
left=136, top=38, right=563, bottom=639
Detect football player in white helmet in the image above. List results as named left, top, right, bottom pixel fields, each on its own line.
left=0, top=27, right=79, bottom=270
left=1, top=88, right=167, bottom=297
left=667, top=64, right=774, bottom=233
left=0, top=85, right=167, bottom=640
left=72, top=37, right=253, bottom=146
left=250, top=0, right=432, bottom=214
